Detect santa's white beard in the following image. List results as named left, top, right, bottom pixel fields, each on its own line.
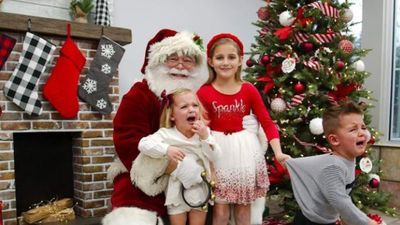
left=145, top=64, right=208, bottom=98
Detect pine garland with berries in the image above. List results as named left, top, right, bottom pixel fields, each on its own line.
left=245, top=0, right=397, bottom=223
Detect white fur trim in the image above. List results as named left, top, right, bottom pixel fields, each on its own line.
left=131, top=153, right=169, bottom=196
left=146, top=31, right=206, bottom=73
left=107, top=158, right=128, bottom=181
left=102, top=207, right=164, bottom=225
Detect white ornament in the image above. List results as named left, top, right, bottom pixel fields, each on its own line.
left=359, top=157, right=373, bottom=173
left=279, top=11, right=295, bottom=27
left=309, top=118, right=324, bottom=135
left=343, top=8, right=354, bottom=23
left=101, top=44, right=115, bottom=59
left=353, top=60, right=365, bottom=72
left=271, top=98, right=287, bottom=112
left=82, top=78, right=97, bottom=94
left=282, top=57, right=296, bottom=73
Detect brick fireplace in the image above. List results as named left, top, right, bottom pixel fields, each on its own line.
left=0, top=12, right=131, bottom=225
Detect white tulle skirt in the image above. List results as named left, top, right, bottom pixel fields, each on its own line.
left=212, top=130, right=269, bottom=204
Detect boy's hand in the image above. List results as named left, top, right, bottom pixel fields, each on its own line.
left=192, top=120, right=208, bottom=140
left=166, top=146, right=185, bottom=162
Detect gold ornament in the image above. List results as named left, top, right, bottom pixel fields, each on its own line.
left=210, top=180, right=216, bottom=187
left=211, top=194, right=216, bottom=201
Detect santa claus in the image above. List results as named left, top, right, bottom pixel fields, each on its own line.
left=102, top=29, right=208, bottom=225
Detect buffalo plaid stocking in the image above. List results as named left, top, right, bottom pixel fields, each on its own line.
left=0, top=33, right=16, bottom=70
left=3, top=32, right=55, bottom=115
left=78, top=36, right=124, bottom=114
left=95, top=0, right=111, bottom=26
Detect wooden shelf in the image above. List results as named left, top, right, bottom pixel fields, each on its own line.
left=0, top=12, right=132, bottom=45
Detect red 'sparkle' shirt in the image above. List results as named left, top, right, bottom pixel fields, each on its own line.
left=197, top=82, right=279, bottom=141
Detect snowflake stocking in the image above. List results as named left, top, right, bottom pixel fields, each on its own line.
left=0, top=33, right=16, bottom=70
left=3, top=32, right=55, bottom=115
left=43, top=24, right=86, bottom=118
left=78, top=35, right=124, bottom=114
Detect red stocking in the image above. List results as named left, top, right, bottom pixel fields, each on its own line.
left=43, top=24, right=86, bottom=118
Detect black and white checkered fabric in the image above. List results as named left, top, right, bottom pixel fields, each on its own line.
left=95, top=0, right=111, bottom=26
left=3, top=32, right=55, bottom=115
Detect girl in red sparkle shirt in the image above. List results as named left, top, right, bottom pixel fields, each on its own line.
left=197, top=33, right=290, bottom=225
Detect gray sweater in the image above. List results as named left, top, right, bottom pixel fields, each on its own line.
left=286, top=154, right=370, bottom=225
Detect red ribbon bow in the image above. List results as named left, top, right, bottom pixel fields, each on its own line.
left=268, top=157, right=289, bottom=185
left=367, top=214, right=383, bottom=224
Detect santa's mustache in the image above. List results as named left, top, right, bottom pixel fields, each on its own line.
left=166, top=68, right=192, bottom=77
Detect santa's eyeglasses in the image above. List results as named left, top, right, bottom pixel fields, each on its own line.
left=166, top=55, right=196, bottom=68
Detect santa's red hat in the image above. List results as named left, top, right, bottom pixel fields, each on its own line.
left=141, top=28, right=205, bottom=74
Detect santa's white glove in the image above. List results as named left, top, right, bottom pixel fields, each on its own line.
left=243, top=114, right=259, bottom=134
left=171, top=156, right=202, bottom=188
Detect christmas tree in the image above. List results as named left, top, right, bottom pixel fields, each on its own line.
left=244, top=0, right=397, bottom=223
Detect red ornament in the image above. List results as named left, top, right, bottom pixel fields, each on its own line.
left=368, top=135, right=376, bottom=145
left=261, top=55, right=270, bottom=65
left=336, top=60, right=345, bottom=70
left=339, top=39, right=353, bottom=54
left=257, top=7, right=270, bottom=21
left=246, top=58, right=254, bottom=67
left=369, top=178, right=380, bottom=188
left=301, top=42, right=314, bottom=53
left=294, top=82, right=305, bottom=94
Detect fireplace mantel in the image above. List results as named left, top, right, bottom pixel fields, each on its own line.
left=0, top=12, right=131, bottom=225
left=0, top=12, right=132, bottom=45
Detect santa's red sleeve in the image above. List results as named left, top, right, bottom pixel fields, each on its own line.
left=113, top=81, right=161, bottom=171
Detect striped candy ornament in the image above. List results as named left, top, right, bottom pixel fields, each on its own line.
left=309, top=2, right=339, bottom=18
left=294, top=31, right=339, bottom=44
left=287, top=93, right=306, bottom=109
left=303, top=58, right=322, bottom=71
left=293, top=135, right=332, bottom=153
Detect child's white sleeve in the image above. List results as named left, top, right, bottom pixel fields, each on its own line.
left=200, top=128, right=221, bottom=161
left=138, top=130, right=169, bottom=158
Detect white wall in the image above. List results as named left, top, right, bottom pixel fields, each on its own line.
left=113, top=0, right=264, bottom=96
left=362, top=0, right=394, bottom=143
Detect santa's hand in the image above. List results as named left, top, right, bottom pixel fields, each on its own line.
left=171, top=156, right=202, bottom=188
left=243, top=114, right=259, bottom=134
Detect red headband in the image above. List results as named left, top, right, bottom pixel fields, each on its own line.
left=207, top=33, right=244, bottom=58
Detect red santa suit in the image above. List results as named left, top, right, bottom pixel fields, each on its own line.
left=102, top=29, right=208, bottom=225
